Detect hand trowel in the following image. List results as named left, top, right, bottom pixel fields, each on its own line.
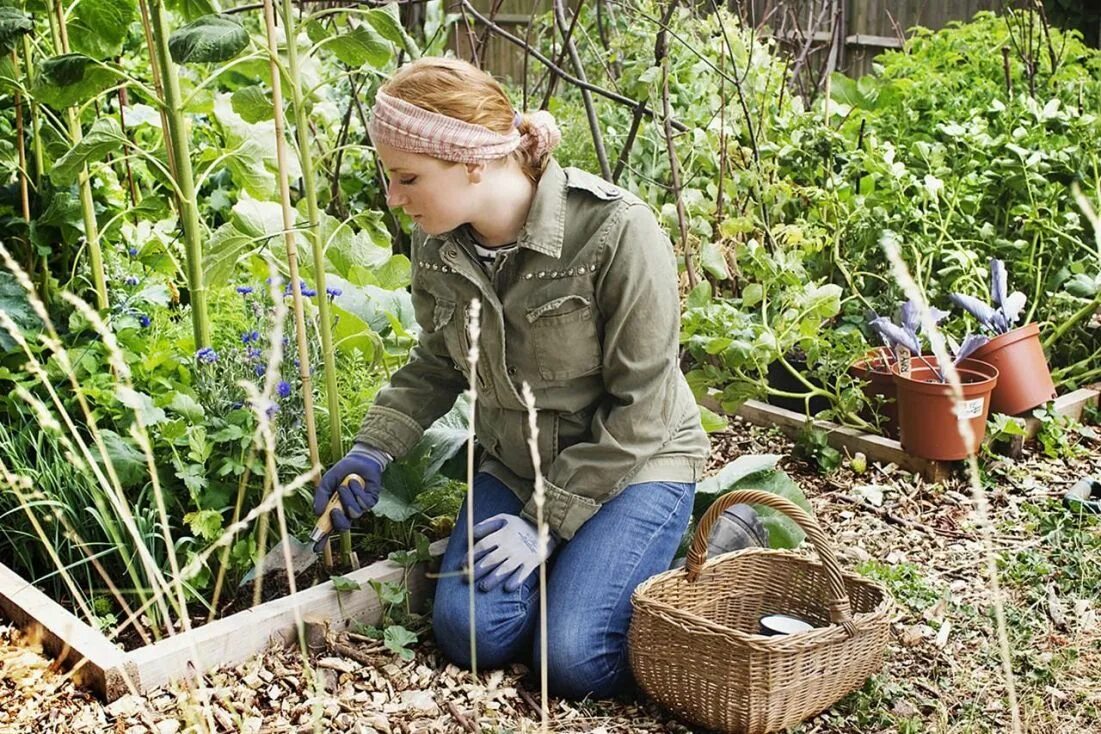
left=240, top=473, right=361, bottom=588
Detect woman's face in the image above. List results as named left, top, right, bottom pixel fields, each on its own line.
left=374, top=141, right=477, bottom=236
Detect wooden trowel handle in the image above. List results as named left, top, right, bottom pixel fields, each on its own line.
left=309, top=473, right=364, bottom=544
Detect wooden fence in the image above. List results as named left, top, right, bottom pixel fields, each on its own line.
left=450, top=0, right=1008, bottom=81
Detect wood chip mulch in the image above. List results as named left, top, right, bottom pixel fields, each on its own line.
left=3, top=416, right=1100, bottom=733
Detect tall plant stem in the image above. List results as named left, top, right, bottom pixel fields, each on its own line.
left=44, top=0, right=108, bottom=311
left=12, top=54, right=32, bottom=273
left=136, top=0, right=178, bottom=183
left=261, top=0, right=322, bottom=506
left=146, top=1, right=211, bottom=348
left=280, top=0, right=342, bottom=465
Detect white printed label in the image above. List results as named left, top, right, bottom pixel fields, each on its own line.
left=955, top=398, right=985, bottom=421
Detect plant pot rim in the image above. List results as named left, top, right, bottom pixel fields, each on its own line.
left=970, top=322, right=1040, bottom=358
left=891, top=358, right=998, bottom=394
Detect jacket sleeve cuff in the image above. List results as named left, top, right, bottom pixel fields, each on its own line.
left=520, top=480, right=601, bottom=541
left=355, top=405, right=425, bottom=459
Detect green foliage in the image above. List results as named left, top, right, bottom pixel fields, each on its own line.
left=168, top=15, right=249, bottom=64
left=49, top=118, right=127, bottom=186
left=69, top=0, right=136, bottom=60
left=0, top=7, right=33, bottom=55
left=32, top=53, right=120, bottom=108
left=693, top=456, right=812, bottom=549
left=793, top=423, right=843, bottom=474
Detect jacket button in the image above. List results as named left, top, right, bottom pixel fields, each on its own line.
left=507, top=366, right=517, bottom=376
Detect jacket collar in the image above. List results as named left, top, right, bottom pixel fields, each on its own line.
left=516, top=158, right=567, bottom=259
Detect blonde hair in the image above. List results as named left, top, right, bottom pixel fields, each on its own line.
left=380, top=57, right=557, bottom=182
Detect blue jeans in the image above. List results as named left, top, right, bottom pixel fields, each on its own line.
left=432, top=472, right=695, bottom=700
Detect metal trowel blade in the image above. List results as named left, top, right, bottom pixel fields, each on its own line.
left=240, top=535, right=317, bottom=587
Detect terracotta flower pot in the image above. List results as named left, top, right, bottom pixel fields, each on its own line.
left=968, top=322, right=1056, bottom=416
left=850, top=348, right=899, bottom=438
left=892, top=357, right=999, bottom=461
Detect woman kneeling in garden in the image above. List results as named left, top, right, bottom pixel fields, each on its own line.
left=313, top=57, right=709, bottom=699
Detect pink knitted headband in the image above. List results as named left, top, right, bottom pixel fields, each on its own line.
left=368, top=90, right=561, bottom=164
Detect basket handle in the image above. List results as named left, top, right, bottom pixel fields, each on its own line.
left=685, top=489, right=857, bottom=635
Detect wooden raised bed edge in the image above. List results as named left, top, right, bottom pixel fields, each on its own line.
left=0, top=537, right=449, bottom=701
left=705, top=385, right=1100, bottom=481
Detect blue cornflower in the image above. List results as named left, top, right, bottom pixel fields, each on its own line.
left=254, top=364, right=266, bottom=377
left=195, top=347, right=218, bottom=365
left=138, top=314, right=151, bottom=328
left=277, top=380, right=291, bottom=398
left=241, top=331, right=260, bottom=344
left=128, top=247, right=139, bottom=257
left=326, top=286, right=342, bottom=299
left=125, top=276, right=139, bottom=286
left=246, top=347, right=262, bottom=361
left=302, top=287, right=317, bottom=298
left=236, top=285, right=254, bottom=296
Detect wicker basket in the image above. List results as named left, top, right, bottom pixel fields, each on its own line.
left=629, top=489, right=893, bottom=734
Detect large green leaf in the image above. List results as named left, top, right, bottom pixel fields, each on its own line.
left=374, top=461, right=424, bottom=522
left=363, top=5, right=408, bottom=47
left=212, top=93, right=285, bottom=199
left=0, top=8, right=33, bottom=55
left=323, top=24, right=390, bottom=68
left=700, top=241, right=729, bottom=281
left=69, top=0, right=136, bottom=59
left=203, top=222, right=253, bottom=288
left=230, top=85, right=272, bottom=123
left=327, top=274, right=416, bottom=334
left=330, top=303, right=377, bottom=360
left=49, top=117, right=126, bottom=186
left=0, top=271, right=41, bottom=352
left=695, top=454, right=782, bottom=497
left=96, top=429, right=147, bottom=489
left=404, top=395, right=471, bottom=478
left=33, top=54, right=120, bottom=108
left=168, top=15, right=248, bottom=64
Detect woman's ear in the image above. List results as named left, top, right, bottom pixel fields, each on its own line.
left=465, top=161, right=486, bottom=183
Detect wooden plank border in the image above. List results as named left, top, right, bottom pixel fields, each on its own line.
left=723, top=397, right=955, bottom=481
left=707, top=384, right=1100, bottom=479
left=0, top=561, right=133, bottom=698
left=1, top=538, right=449, bottom=701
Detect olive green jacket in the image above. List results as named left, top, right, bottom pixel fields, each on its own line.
left=356, top=159, right=709, bottom=539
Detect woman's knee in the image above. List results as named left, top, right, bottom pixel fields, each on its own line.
left=432, top=583, right=534, bottom=669
left=539, top=627, right=631, bottom=699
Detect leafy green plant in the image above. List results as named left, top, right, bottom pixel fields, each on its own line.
left=793, top=423, right=842, bottom=475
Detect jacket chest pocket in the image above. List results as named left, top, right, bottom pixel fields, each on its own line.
left=432, top=297, right=471, bottom=372
left=526, top=294, right=602, bottom=381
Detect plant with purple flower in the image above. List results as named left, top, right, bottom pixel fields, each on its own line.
left=236, top=285, right=254, bottom=296
left=948, top=259, right=1027, bottom=336
left=138, top=314, right=151, bottom=328
left=195, top=346, right=218, bottom=365
left=125, top=276, right=139, bottom=286
left=277, top=380, right=292, bottom=398
left=326, top=286, right=342, bottom=300
left=254, top=364, right=266, bottom=377
left=128, top=247, right=139, bottom=257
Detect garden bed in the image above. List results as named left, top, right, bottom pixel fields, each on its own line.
left=5, top=417, right=1099, bottom=733
left=0, top=538, right=448, bottom=701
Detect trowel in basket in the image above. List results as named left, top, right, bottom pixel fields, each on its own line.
left=239, top=473, right=361, bottom=588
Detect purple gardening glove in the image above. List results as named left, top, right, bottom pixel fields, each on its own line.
left=312, top=443, right=389, bottom=550
left=465, top=513, right=558, bottom=593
